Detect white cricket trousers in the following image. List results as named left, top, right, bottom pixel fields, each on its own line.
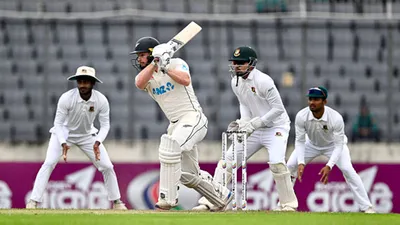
left=30, top=134, right=121, bottom=202
left=168, top=111, right=208, bottom=174
left=286, top=142, right=372, bottom=211
left=226, top=124, right=290, bottom=166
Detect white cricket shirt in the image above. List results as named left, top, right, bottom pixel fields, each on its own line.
left=139, top=58, right=202, bottom=122
left=295, top=106, right=347, bottom=168
left=49, top=88, right=110, bottom=144
left=231, top=69, right=290, bottom=127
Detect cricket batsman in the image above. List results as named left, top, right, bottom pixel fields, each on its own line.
left=131, top=37, right=232, bottom=210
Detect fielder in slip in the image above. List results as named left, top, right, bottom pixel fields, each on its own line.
left=131, top=36, right=232, bottom=210
left=194, top=46, right=298, bottom=211
left=286, top=87, right=375, bottom=213
left=26, top=66, right=127, bottom=210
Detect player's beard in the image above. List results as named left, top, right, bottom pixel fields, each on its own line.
left=79, top=86, right=92, bottom=96
left=309, top=104, right=322, bottom=113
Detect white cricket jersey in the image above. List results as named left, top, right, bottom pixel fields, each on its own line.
left=49, top=88, right=110, bottom=144
left=141, top=58, right=202, bottom=122
left=295, top=106, right=347, bottom=168
left=231, top=69, right=290, bottom=127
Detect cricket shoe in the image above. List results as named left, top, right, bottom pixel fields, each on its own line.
left=112, top=200, right=128, bottom=210
left=363, top=207, right=376, bottom=214
left=155, top=199, right=178, bottom=210
left=26, top=200, right=38, bottom=209
left=192, top=187, right=233, bottom=212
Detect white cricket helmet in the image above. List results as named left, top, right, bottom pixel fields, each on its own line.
left=67, top=66, right=103, bottom=83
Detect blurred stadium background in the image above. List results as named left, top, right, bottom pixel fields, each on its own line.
left=0, top=0, right=399, bottom=212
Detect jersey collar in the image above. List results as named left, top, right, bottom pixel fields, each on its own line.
left=308, top=108, right=328, bottom=121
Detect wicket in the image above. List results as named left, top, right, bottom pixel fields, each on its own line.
left=221, top=131, right=247, bottom=210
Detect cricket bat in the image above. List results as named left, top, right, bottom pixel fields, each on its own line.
left=167, top=21, right=202, bottom=53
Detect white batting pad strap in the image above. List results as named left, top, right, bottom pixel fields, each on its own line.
left=158, top=134, right=182, bottom=206
left=180, top=171, right=229, bottom=208
left=270, top=163, right=298, bottom=209
left=213, top=160, right=232, bottom=186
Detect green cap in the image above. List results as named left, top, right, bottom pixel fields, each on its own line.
left=307, top=86, right=328, bottom=99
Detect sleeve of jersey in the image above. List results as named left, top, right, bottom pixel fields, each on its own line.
left=326, top=115, right=345, bottom=169
left=173, top=59, right=191, bottom=75
left=53, top=94, right=69, bottom=144
left=295, top=112, right=306, bottom=165
left=96, top=98, right=110, bottom=143
left=135, top=75, right=150, bottom=91
left=259, top=82, right=286, bottom=126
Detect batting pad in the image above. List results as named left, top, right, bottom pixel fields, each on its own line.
left=181, top=170, right=230, bottom=208
left=158, top=134, right=182, bottom=206
left=270, top=163, right=298, bottom=209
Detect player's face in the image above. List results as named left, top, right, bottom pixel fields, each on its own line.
left=77, top=79, right=94, bottom=95
left=232, top=61, right=249, bottom=72
left=137, top=52, right=150, bottom=68
left=308, top=97, right=326, bottom=112
left=229, top=61, right=250, bottom=76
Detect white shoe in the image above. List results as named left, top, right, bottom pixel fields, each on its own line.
left=26, top=200, right=38, bottom=209
left=155, top=199, right=178, bottom=210
left=113, top=201, right=128, bottom=210
left=192, top=188, right=233, bottom=212
left=363, top=207, right=376, bottom=214
left=192, top=204, right=211, bottom=211
left=281, top=206, right=296, bottom=211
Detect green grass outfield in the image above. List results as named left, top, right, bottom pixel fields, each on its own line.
left=0, top=210, right=398, bottom=225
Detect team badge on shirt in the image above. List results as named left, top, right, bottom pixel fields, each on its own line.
left=89, top=106, right=94, bottom=112
left=251, top=87, right=256, bottom=94
left=322, top=125, right=328, bottom=132
left=275, top=132, right=282, bottom=136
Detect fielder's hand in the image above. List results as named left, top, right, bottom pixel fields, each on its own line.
left=94, top=141, right=101, bottom=161
left=297, top=164, right=305, bottom=183
left=319, top=165, right=331, bottom=184
left=62, top=143, right=70, bottom=162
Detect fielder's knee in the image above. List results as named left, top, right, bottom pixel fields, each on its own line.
left=341, top=166, right=357, bottom=178
left=42, top=159, right=58, bottom=170
left=269, top=162, right=289, bottom=174
left=97, top=163, right=114, bottom=172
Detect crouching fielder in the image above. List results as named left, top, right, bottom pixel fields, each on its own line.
left=26, top=66, right=126, bottom=209
left=286, top=86, right=374, bottom=213
left=193, top=46, right=298, bottom=211
left=131, top=37, right=231, bottom=210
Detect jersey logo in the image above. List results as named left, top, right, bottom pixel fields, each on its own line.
left=322, top=125, right=329, bottom=132
left=152, top=82, right=175, bottom=95
left=89, top=106, right=94, bottom=112
left=181, top=64, right=189, bottom=71
left=234, top=48, right=240, bottom=57
left=251, top=86, right=256, bottom=94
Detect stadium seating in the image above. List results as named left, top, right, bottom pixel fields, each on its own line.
left=1, top=1, right=400, bottom=143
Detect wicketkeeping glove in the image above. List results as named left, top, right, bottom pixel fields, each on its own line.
left=237, top=117, right=264, bottom=141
